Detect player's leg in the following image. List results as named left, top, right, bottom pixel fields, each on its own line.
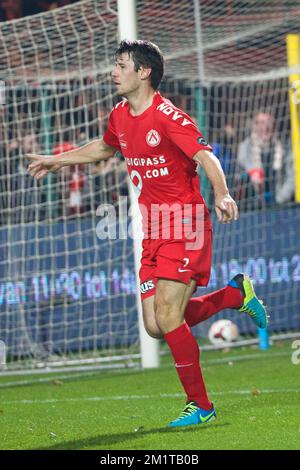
left=140, top=234, right=216, bottom=427
left=179, top=228, right=242, bottom=327
left=154, top=278, right=189, bottom=332
left=184, top=273, right=268, bottom=329
left=139, top=240, right=204, bottom=340
left=141, top=276, right=196, bottom=339
left=142, top=295, right=163, bottom=339
left=139, top=238, right=164, bottom=339
left=140, top=277, right=197, bottom=340
left=230, top=274, right=268, bottom=328
left=180, top=228, right=268, bottom=329
left=184, top=280, right=243, bottom=326
left=154, top=278, right=215, bottom=426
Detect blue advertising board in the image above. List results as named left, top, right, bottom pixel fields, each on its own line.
left=0, top=206, right=299, bottom=355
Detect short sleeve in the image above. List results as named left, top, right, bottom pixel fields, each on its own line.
left=160, top=109, right=212, bottom=159
left=103, top=110, right=121, bottom=150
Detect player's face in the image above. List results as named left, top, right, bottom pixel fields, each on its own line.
left=111, top=53, right=141, bottom=96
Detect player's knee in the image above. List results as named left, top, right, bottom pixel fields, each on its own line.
left=145, top=326, right=163, bottom=339
left=154, top=295, right=176, bottom=316
left=154, top=298, right=181, bottom=330
left=143, top=316, right=163, bottom=339
left=154, top=294, right=172, bottom=314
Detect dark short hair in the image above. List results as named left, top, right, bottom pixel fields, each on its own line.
left=115, top=39, right=164, bottom=90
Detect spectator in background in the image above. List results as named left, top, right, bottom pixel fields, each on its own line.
left=93, top=152, right=128, bottom=212
left=10, top=133, right=42, bottom=223
left=0, top=136, right=19, bottom=224
left=0, top=1, right=80, bottom=21
left=22, top=0, right=76, bottom=17
left=195, top=121, right=236, bottom=211
left=236, top=111, right=294, bottom=210
left=53, top=142, right=86, bottom=216
left=97, top=104, right=110, bottom=135
left=212, top=122, right=236, bottom=192
left=0, top=0, right=22, bottom=21
left=68, top=165, right=86, bottom=215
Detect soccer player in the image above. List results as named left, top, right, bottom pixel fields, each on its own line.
left=27, top=40, right=268, bottom=428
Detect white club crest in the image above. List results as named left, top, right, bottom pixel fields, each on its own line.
left=146, top=129, right=161, bottom=147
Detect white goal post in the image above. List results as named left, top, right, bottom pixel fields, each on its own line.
left=117, top=0, right=160, bottom=369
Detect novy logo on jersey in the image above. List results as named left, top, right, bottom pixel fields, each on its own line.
left=146, top=129, right=161, bottom=147
left=140, top=279, right=155, bottom=294
left=157, top=103, right=194, bottom=127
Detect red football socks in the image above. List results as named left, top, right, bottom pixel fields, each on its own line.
left=164, top=322, right=212, bottom=410
left=185, top=285, right=243, bottom=327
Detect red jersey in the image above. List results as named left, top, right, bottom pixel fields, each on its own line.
left=103, top=92, right=212, bottom=238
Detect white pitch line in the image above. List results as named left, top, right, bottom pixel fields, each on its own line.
left=1, top=388, right=300, bottom=405
left=0, top=370, right=102, bottom=389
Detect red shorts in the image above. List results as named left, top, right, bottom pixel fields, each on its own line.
left=139, top=228, right=212, bottom=301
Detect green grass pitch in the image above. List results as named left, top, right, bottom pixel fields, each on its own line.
left=0, top=341, right=299, bottom=450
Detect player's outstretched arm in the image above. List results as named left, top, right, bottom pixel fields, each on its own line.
left=27, top=138, right=116, bottom=180
left=194, top=150, right=239, bottom=224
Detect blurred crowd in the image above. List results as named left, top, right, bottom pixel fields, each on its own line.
left=0, top=0, right=295, bottom=224
left=0, top=77, right=295, bottom=225
left=0, top=80, right=129, bottom=224
left=0, top=0, right=80, bottom=21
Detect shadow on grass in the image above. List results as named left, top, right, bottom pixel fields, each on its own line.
left=36, top=422, right=230, bottom=450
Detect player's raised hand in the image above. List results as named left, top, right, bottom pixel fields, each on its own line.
left=27, top=154, right=62, bottom=180
left=215, top=193, right=239, bottom=224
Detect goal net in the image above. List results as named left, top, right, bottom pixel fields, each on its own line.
left=137, top=0, right=300, bottom=345
left=0, top=0, right=299, bottom=371
left=0, top=0, right=140, bottom=371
